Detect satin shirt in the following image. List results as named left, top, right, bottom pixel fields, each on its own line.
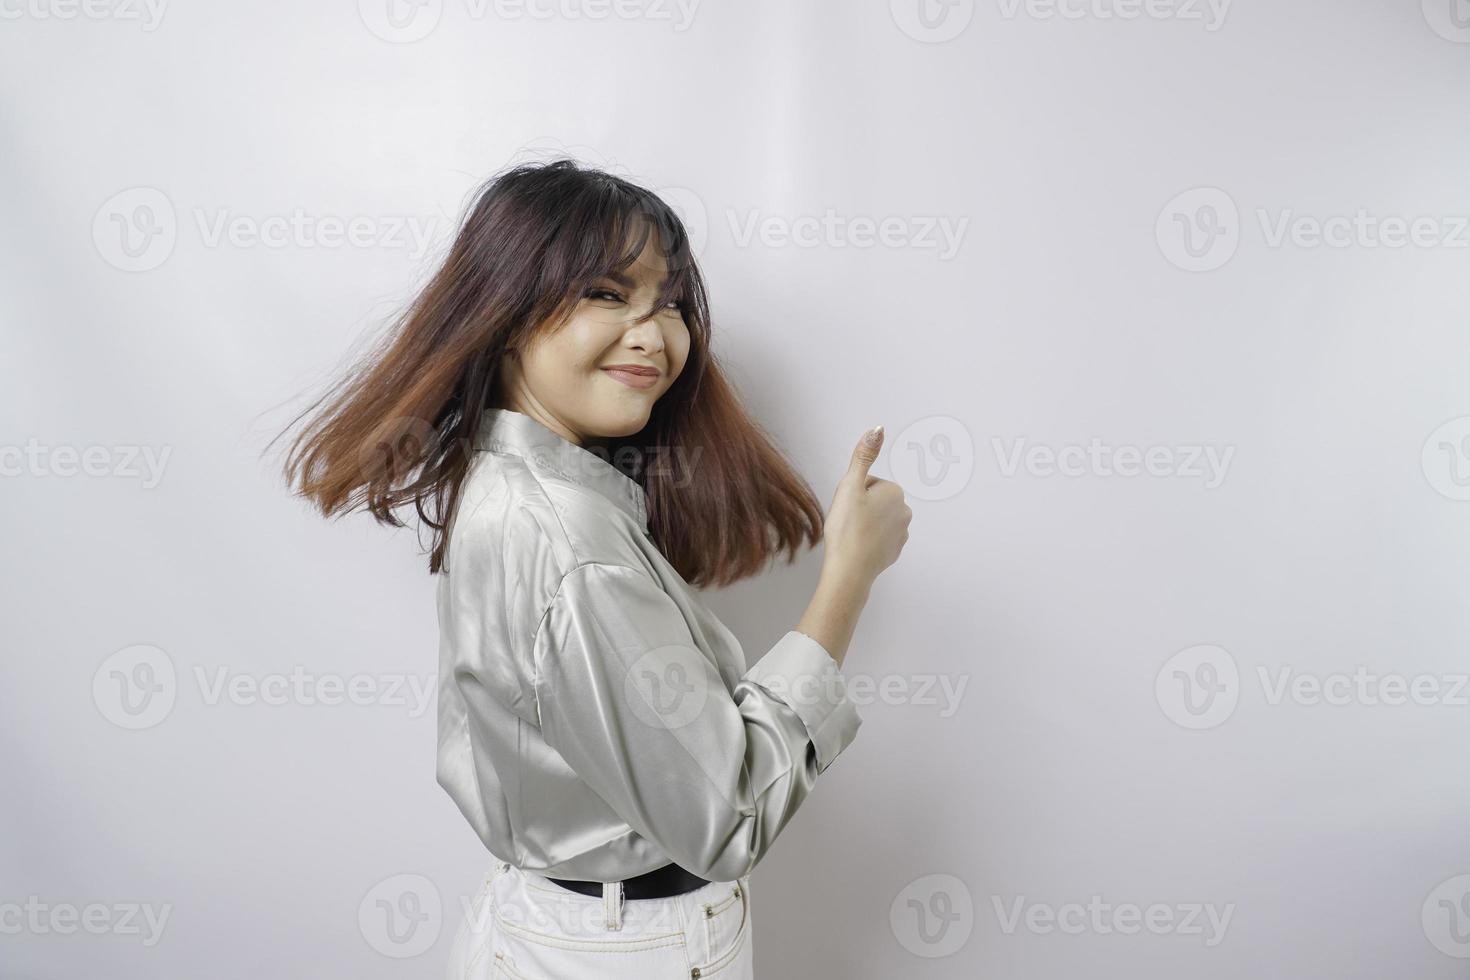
left=435, top=408, right=864, bottom=884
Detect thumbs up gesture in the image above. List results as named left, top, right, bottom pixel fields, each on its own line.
left=821, top=426, right=913, bottom=589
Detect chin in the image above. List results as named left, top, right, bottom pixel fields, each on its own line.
left=586, top=406, right=653, bottom=439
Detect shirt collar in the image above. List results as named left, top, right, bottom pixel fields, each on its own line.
left=475, top=408, right=650, bottom=532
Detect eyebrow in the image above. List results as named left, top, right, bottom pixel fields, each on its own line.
left=604, top=270, right=672, bottom=290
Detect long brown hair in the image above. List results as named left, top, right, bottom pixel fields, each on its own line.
left=271, top=158, right=823, bottom=589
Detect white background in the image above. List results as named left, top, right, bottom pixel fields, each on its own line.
left=3, top=0, right=1469, bottom=976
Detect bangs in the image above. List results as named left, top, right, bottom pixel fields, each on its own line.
left=543, top=177, right=707, bottom=330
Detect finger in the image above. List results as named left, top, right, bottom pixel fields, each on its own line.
left=845, top=425, right=884, bottom=486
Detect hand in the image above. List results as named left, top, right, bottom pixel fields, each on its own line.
left=820, top=426, right=912, bottom=590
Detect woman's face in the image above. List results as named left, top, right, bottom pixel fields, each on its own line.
left=499, top=233, right=690, bottom=446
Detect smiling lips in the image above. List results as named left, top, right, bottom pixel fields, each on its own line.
left=601, top=364, right=661, bottom=390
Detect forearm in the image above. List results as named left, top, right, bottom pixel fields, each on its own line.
left=795, top=565, right=871, bottom=668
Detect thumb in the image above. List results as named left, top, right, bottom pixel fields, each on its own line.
left=844, top=425, right=884, bottom=485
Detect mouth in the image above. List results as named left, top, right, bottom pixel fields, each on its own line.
left=600, top=365, right=661, bottom=390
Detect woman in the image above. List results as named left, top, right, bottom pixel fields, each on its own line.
left=279, top=159, right=911, bottom=978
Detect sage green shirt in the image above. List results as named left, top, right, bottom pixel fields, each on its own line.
left=436, top=408, right=863, bottom=883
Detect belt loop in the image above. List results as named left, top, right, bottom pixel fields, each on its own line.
left=603, top=880, right=624, bottom=930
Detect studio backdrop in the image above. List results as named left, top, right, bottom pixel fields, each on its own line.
left=3, top=1, right=1468, bottom=977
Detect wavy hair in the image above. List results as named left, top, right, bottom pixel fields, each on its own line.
left=272, top=158, right=823, bottom=588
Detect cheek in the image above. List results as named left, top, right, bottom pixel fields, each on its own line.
left=535, top=315, right=618, bottom=373
left=668, top=327, right=692, bottom=376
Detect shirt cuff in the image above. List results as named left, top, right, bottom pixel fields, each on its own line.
left=742, top=629, right=864, bottom=773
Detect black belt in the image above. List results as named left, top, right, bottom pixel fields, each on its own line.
left=547, top=862, right=711, bottom=900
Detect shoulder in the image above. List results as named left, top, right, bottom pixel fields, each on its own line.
left=451, top=449, right=646, bottom=578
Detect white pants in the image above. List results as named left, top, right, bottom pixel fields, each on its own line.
left=445, top=860, right=754, bottom=979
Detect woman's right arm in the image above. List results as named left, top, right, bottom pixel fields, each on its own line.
left=796, top=425, right=912, bottom=668
left=532, top=559, right=865, bottom=883
left=528, top=426, right=911, bottom=883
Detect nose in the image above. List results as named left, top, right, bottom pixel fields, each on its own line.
left=623, top=312, right=665, bottom=353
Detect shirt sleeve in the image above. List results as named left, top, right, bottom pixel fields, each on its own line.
left=531, top=561, right=864, bottom=883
